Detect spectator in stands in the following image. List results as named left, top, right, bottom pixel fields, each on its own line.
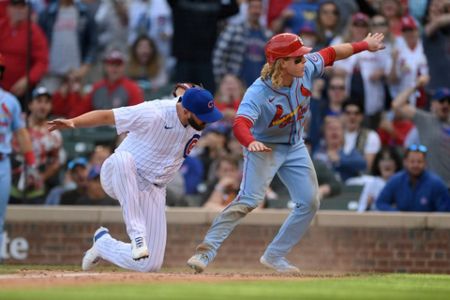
left=86, top=49, right=144, bottom=110
left=321, top=74, right=348, bottom=117
left=297, top=22, right=319, bottom=51
left=95, top=0, right=129, bottom=57
left=168, top=0, right=239, bottom=91
left=89, top=144, right=112, bottom=168
left=423, top=0, right=450, bottom=90
left=342, top=100, right=381, bottom=171
left=315, top=1, right=341, bottom=48
left=214, top=74, right=245, bottom=124
left=357, top=146, right=402, bottom=212
left=70, top=165, right=118, bottom=206
left=314, top=116, right=367, bottom=182
left=54, top=157, right=89, bottom=205
left=51, top=72, right=90, bottom=118
left=387, top=15, right=429, bottom=108
left=0, top=0, right=49, bottom=102
left=128, top=0, right=173, bottom=72
left=370, top=14, right=396, bottom=110
left=270, top=0, right=319, bottom=34
left=193, top=123, right=230, bottom=183
left=376, top=144, right=450, bottom=212
left=392, top=82, right=450, bottom=188
left=10, top=87, right=63, bottom=204
left=377, top=109, right=415, bottom=150
left=212, top=0, right=271, bottom=88
left=202, top=156, right=242, bottom=210
left=308, top=74, right=347, bottom=153
left=304, top=138, right=342, bottom=200
left=127, top=35, right=168, bottom=92
left=380, top=0, right=403, bottom=37
left=39, top=0, right=97, bottom=93
left=332, top=13, right=389, bottom=128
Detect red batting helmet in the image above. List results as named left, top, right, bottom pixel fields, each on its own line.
left=265, top=33, right=312, bottom=64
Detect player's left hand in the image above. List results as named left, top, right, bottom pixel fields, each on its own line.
left=248, top=141, right=272, bottom=152
left=47, top=119, right=75, bottom=132
left=364, top=33, right=385, bottom=52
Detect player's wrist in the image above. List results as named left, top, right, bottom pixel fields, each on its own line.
left=351, top=41, right=369, bottom=54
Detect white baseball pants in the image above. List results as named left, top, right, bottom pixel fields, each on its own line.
left=98, top=151, right=167, bottom=272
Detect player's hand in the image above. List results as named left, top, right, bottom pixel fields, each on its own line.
left=248, top=141, right=272, bottom=152
left=364, top=33, right=385, bottom=52
left=47, top=119, right=75, bottom=131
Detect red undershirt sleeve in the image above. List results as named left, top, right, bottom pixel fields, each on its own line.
left=318, top=47, right=336, bottom=67
left=233, top=116, right=255, bottom=148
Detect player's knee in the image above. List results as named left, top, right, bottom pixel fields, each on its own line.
left=222, top=203, right=254, bottom=220
left=310, top=193, right=321, bottom=212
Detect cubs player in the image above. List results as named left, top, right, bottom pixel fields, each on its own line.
left=48, top=85, right=222, bottom=272
left=187, top=32, right=385, bottom=273
left=0, top=53, right=35, bottom=258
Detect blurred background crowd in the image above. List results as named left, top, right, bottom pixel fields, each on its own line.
left=0, top=0, right=449, bottom=212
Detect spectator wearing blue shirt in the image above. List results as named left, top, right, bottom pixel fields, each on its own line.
left=376, top=144, right=450, bottom=212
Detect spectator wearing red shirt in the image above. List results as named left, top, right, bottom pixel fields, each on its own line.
left=0, top=0, right=49, bottom=100
left=51, top=72, right=90, bottom=118
left=86, top=50, right=144, bottom=110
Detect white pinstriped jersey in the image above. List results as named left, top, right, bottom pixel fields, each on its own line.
left=113, top=98, right=201, bottom=188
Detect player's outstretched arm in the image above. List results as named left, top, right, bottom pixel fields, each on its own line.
left=332, top=33, right=385, bottom=61
left=48, top=110, right=115, bottom=132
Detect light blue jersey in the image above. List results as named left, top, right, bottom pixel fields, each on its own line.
left=236, top=52, right=324, bottom=144
left=0, top=88, right=25, bottom=259
left=0, top=89, right=25, bottom=153
left=196, top=52, right=325, bottom=266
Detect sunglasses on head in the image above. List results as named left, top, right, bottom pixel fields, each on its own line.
left=408, top=144, right=428, bottom=153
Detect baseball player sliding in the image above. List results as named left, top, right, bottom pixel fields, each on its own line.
left=48, top=85, right=222, bottom=272
left=187, top=32, right=385, bottom=273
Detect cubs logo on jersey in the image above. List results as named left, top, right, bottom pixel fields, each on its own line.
left=184, top=134, right=200, bottom=158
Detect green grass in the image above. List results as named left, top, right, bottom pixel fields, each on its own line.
left=1, top=274, right=450, bottom=300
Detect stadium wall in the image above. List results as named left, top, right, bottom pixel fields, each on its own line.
left=3, top=206, right=450, bottom=273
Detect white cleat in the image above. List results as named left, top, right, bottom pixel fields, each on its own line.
left=260, top=255, right=300, bottom=273
left=82, top=227, right=109, bottom=271
left=131, top=236, right=149, bottom=260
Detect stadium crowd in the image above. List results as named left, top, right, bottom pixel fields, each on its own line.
left=0, top=0, right=449, bottom=212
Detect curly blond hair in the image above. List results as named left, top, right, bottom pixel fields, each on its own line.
left=260, top=60, right=284, bottom=89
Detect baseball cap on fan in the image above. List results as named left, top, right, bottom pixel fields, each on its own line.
left=401, top=15, right=418, bottom=31
left=103, top=49, right=126, bottom=64
left=433, top=88, right=450, bottom=102
left=181, top=88, right=223, bottom=123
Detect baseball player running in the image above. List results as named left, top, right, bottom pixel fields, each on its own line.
left=187, top=32, right=385, bottom=273
left=0, top=53, right=35, bottom=257
left=48, top=85, right=222, bottom=272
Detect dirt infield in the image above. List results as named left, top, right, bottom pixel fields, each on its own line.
left=0, top=268, right=351, bottom=288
